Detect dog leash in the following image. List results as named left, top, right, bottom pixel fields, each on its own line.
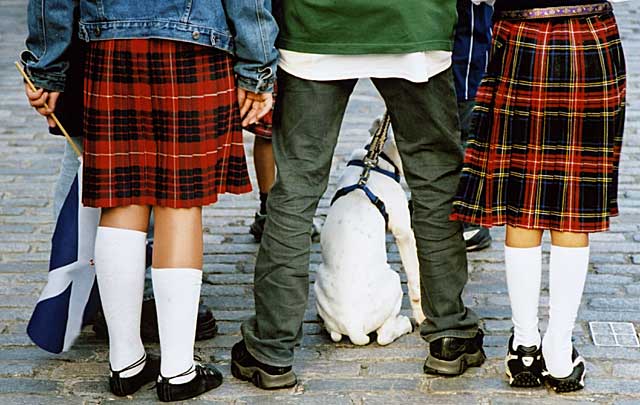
left=331, top=111, right=397, bottom=227
left=357, top=111, right=392, bottom=186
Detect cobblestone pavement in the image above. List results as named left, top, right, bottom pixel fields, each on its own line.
left=1, top=1, right=639, bottom=404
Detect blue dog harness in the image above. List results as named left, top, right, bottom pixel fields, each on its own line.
left=330, top=149, right=401, bottom=227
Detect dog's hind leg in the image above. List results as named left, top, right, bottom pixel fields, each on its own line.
left=376, top=315, right=412, bottom=346
left=390, top=222, right=425, bottom=325
left=386, top=187, right=425, bottom=325
left=347, top=326, right=370, bottom=346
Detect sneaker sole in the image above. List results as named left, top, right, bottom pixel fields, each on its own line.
left=506, top=369, right=543, bottom=388
left=547, top=368, right=586, bottom=393
left=551, top=378, right=585, bottom=393
left=231, top=360, right=297, bottom=390
left=423, top=349, right=486, bottom=376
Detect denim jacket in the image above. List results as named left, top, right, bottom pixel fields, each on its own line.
left=21, top=0, right=278, bottom=93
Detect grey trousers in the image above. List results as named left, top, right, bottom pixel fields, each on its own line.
left=242, top=69, right=480, bottom=366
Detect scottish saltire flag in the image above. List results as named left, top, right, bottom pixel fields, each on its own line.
left=27, top=158, right=101, bottom=353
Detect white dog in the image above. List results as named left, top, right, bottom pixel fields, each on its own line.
left=314, top=120, right=425, bottom=346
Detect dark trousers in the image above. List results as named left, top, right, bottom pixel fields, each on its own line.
left=241, top=69, right=479, bottom=366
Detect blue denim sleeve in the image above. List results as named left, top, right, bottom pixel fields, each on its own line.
left=223, top=0, right=279, bottom=93
left=20, top=0, right=79, bottom=92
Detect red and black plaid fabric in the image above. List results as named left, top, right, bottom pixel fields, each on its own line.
left=245, top=88, right=276, bottom=139
left=451, top=12, right=626, bottom=232
left=82, top=39, right=251, bottom=208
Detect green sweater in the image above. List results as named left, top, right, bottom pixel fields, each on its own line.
left=274, top=1, right=457, bottom=55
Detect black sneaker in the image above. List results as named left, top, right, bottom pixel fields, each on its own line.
left=249, top=212, right=320, bottom=242
left=463, top=224, right=492, bottom=252
left=543, top=347, right=586, bottom=393
left=109, top=354, right=160, bottom=397
left=231, top=340, right=297, bottom=389
left=424, top=330, right=486, bottom=376
left=505, top=334, right=543, bottom=387
left=156, top=362, right=223, bottom=402
left=93, top=300, right=218, bottom=343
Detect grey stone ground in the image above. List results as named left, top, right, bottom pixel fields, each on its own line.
left=1, top=1, right=639, bottom=404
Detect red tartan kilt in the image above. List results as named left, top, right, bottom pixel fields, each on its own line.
left=452, top=12, right=626, bottom=232
left=82, top=39, right=251, bottom=208
left=246, top=110, right=273, bottom=139
left=245, top=86, right=276, bottom=139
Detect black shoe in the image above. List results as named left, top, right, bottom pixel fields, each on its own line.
left=543, top=348, right=586, bottom=393
left=463, top=224, right=492, bottom=252
left=93, top=300, right=218, bottom=343
left=249, top=212, right=320, bottom=243
left=231, top=340, right=297, bottom=389
left=109, top=354, right=160, bottom=397
left=156, top=362, right=223, bottom=402
left=424, top=330, right=486, bottom=376
left=505, top=334, right=543, bottom=387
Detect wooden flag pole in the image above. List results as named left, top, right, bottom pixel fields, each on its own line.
left=15, top=61, right=82, bottom=158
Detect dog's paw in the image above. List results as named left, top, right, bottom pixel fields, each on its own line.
left=330, top=331, right=342, bottom=342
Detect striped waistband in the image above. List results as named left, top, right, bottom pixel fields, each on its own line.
left=494, top=2, right=612, bottom=20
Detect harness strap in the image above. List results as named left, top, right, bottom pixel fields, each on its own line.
left=331, top=184, right=389, bottom=226
left=347, top=159, right=400, bottom=183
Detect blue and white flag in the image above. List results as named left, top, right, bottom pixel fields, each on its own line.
left=27, top=158, right=101, bottom=353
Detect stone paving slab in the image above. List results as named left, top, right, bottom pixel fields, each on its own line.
left=1, top=0, right=639, bottom=404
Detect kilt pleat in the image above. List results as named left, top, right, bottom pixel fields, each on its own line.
left=82, top=39, right=251, bottom=208
left=451, top=12, right=626, bottom=232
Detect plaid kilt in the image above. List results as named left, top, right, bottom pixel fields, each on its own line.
left=451, top=11, right=626, bottom=233
left=245, top=90, right=276, bottom=139
left=82, top=39, right=251, bottom=208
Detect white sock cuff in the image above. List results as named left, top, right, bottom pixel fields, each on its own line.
left=550, top=245, right=590, bottom=255
left=151, top=268, right=202, bottom=284
left=97, top=226, right=147, bottom=241
left=504, top=244, right=542, bottom=256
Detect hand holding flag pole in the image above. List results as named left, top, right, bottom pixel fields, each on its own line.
left=15, top=61, right=82, bottom=157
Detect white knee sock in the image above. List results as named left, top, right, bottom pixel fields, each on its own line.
left=94, top=226, right=147, bottom=378
left=543, top=245, right=590, bottom=378
left=152, top=267, right=202, bottom=384
left=504, top=245, right=542, bottom=349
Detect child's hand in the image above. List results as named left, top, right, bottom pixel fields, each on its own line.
left=24, top=83, right=59, bottom=128
left=237, top=88, right=273, bottom=128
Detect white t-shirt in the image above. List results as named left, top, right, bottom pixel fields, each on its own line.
left=278, top=50, right=452, bottom=83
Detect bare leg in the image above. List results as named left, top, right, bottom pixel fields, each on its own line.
left=550, top=231, right=589, bottom=248
left=152, top=206, right=203, bottom=269
left=505, top=225, right=543, bottom=248
left=254, top=136, right=276, bottom=194
left=100, top=205, right=151, bottom=231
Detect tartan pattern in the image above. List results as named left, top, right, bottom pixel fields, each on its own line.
left=451, top=12, right=626, bottom=232
left=82, top=39, right=251, bottom=208
left=245, top=87, right=276, bottom=139
left=246, top=109, right=273, bottom=139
